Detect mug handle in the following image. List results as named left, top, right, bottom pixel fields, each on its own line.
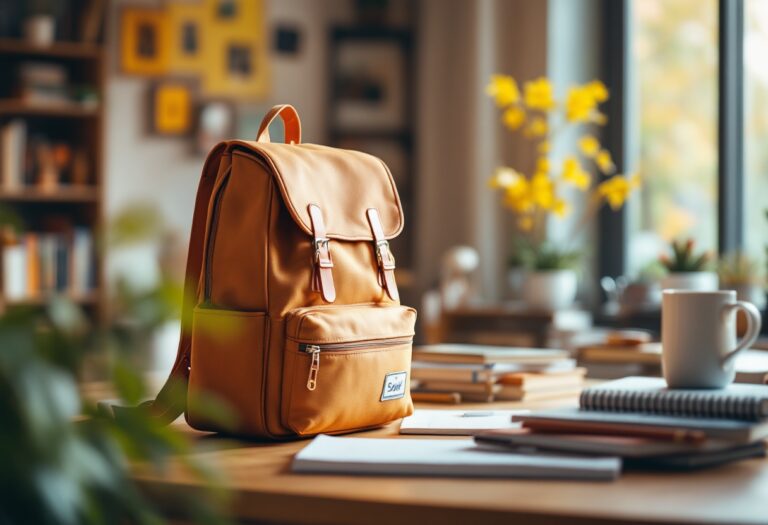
left=721, top=301, right=763, bottom=367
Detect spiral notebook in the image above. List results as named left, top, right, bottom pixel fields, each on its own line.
left=580, top=377, right=768, bottom=421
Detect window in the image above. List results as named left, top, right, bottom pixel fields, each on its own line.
left=627, top=0, right=719, bottom=275
left=744, top=0, right=768, bottom=260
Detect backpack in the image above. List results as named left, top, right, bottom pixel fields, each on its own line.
left=145, top=104, right=416, bottom=438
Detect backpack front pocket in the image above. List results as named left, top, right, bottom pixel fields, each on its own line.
left=281, top=304, right=416, bottom=436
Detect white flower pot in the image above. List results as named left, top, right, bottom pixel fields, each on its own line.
left=661, top=271, right=718, bottom=292
left=24, top=15, right=55, bottom=46
left=522, top=269, right=578, bottom=311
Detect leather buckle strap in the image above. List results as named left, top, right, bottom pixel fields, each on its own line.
left=366, top=208, right=399, bottom=302
left=308, top=204, right=336, bottom=303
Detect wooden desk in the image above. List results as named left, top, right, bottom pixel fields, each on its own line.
left=132, top=396, right=768, bottom=525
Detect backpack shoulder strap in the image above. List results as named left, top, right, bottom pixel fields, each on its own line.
left=112, top=143, right=228, bottom=424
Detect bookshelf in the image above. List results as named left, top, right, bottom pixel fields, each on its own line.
left=0, top=34, right=106, bottom=317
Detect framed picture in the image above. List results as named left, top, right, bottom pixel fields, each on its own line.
left=167, top=1, right=204, bottom=74
left=120, top=8, right=169, bottom=75
left=149, top=82, right=193, bottom=136
left=331, top=38, right=408, bottom=131
left=196, top=100, right=236, bottom=154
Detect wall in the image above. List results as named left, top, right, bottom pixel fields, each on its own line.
left=105, top=0, right=350, bottom=288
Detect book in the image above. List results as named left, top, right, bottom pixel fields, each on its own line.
left=416, top=380, right=501, bottom=395
left=497, top=368, right=586, bottom=389
left=2, top=242, right=26, bottom=300
left=1, top=120, right=26, bottom=190
left=512, top=408, right=768, bottom=444
left=475, top=428, right=744, bottom=458
left=292, top=435, right=621, bottom=480
left=475, top=430, right=766, bottom=470
left=411, top=359, right=577, bottom=384
left=578, top=342, right=662, bottom=365
left=581, top=377, right=768, bottom=421
left=412, top=344, right=569, bottom=365
left=399, top=409, right=528, bottom=435
left=496, top=385, right=583, bottom=402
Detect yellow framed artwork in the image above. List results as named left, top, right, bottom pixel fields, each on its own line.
left=120, top=8, right=170, bottom=76
left=150, top=82, right=192, bottom=135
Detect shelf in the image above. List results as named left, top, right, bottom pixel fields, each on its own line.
left=0, top=38, right=104, bottom=60
left=0, top=187, right=99, bottom=203
left=4, top=293, right=100, bottom=307
left=0, top=99, right=100, bottom=118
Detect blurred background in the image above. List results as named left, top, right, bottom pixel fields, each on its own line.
left=0, top=0, right=767, bottom=374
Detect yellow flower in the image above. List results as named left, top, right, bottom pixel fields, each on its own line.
left=535, top=157, right=550, bottom=175
left=486, top=75, right=520, bottom=107
left=531, top=171, right=554, bottom=209
left=565, top=80, right=609, bottom=123
left=552, top=198, right=569, bottom=218
left=597, top=174, right=637, bottom=210
left=524, top=77, right=556, bottom=111
left=565, top=85, right=596, bottom=122
left=537, top=140, right=551, bottom=154
left=524, top=117, right=548, bottom=138
left=488, top=167, right=521, bottom=189
left=579, top=135, right=600, bottom=157
left=502, top=106, right=526, bottom=130
left=586, top=80, right=609, bottom=103
left=562, top=157, right=590, bottom=190
left=518, top=215, right=534, bottom=231
left=504, top=184, right=533, bottom=213
left=592, top=112, right=608, bottom=125
left=596, top=150, right=615, bottom=174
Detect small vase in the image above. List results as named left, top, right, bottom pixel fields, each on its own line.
left=661, top=271, right=718, bottom=292
left=24, top=15, right=55, bottom=47
left=521, top=269, right=578, bottom=311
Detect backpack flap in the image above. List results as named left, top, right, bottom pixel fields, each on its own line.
left=230, top=140, right=405, bottom=301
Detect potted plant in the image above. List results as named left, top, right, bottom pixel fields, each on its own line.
left=718, top=251, right=766, bottom=309
left=486, top=74, right=640, bottom=310
left=659, top=238, right=718, bottom=291
left=24, top=0, right=58, bottom=46
left=516, top=241, right=581, bottom=310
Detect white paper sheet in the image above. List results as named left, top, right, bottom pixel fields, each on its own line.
left=399, top=409, right=528, bottom=435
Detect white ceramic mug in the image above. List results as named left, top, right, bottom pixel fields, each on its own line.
left=662, top=290, right=762, bottom=389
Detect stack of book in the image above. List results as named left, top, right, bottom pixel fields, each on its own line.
left=2, top=229, right=95, bottom=301
left=476, top=377, right=768, bottom=470
left=16, top=62, right=70, bottom=106
left=411, top=344, right=585, bottom=403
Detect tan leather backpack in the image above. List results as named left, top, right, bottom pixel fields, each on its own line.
left=146, top=104, right=415, bottom=438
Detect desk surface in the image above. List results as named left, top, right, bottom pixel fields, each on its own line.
left=133, top=397, right=768, bottom=525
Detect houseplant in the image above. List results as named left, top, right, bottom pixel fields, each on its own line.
left=487, top=75, right=639, bottom=309
left=718, top=251, right=766, bottom=309
left=659, top=238, right=718, bottom=291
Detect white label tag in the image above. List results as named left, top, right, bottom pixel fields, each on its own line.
left=380, top=371, right=407, bottom=401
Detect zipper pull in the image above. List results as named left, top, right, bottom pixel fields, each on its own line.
left=305, top=344, right=321, bottom=391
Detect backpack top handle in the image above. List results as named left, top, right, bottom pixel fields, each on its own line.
left=257, top=104, right=302, bottom=144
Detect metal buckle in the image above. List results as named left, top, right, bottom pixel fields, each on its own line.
left=375, top=239, right=395, bottom=268
left=313, top=237, right=331, bottom=263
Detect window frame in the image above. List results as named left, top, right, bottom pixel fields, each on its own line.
left=598, top=0, right=746, bottom=281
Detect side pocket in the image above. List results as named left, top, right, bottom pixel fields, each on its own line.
left=187, top=307, right=266, bottom=435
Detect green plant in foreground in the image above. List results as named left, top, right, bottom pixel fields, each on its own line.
left=660, top=238, right=712, bottom=273
left=0, top=205, right=236, bottom=525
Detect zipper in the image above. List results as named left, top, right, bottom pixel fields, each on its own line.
left=300, top=336, right=413, bottom=391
